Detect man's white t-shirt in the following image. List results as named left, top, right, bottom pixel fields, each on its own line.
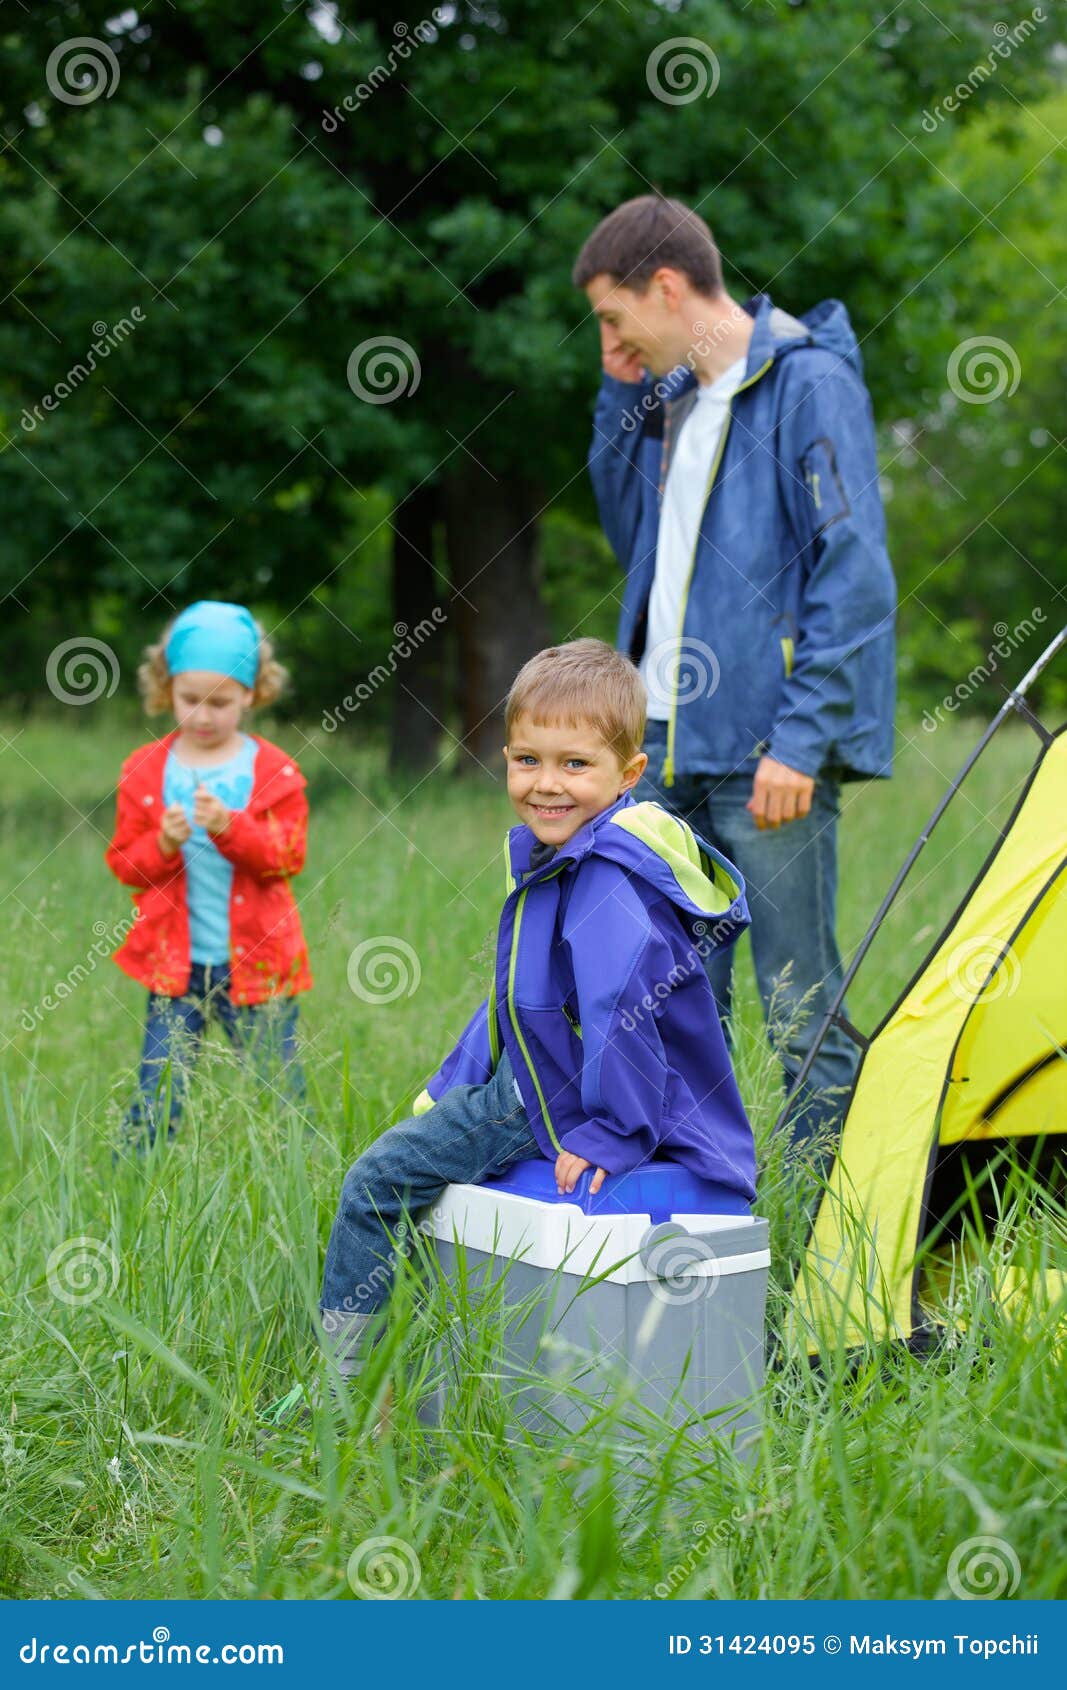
left=640, top=357, right=747, bottom=719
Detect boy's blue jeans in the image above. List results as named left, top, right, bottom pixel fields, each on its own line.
left=635, top=721, right=858, bottom=1159
left=320, top=1047, right=540, bottom=1358
left=122, top=961, right=305, bottom=1144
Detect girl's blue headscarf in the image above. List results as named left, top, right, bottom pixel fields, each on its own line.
left=165, top=601, right=260, bottom=687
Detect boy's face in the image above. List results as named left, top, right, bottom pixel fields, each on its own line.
left=170, top=671, right=252, bottom=748
left=504, top=714, right=648, bottom=846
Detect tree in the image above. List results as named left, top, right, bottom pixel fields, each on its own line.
left=0, top=0, right=1052, bottom=750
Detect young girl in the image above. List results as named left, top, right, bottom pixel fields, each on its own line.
left=105, top=600, right=312, bottom=1148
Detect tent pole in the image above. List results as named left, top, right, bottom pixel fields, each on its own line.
left=774, top=622, right=1067, bottom=1134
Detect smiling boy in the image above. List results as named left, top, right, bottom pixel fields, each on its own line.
left=307, top=638, right=756, bottom=1392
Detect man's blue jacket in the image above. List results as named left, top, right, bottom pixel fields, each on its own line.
left=588, top=293, right=897, bottom=786
left=415, top=793, right=757, bottom=1200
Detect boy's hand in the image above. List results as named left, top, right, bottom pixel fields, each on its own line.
left=747, top=755, right=815, bottom=831
left=194, top=785, right=232, bottom=836
left=599, top=318, right=646, bottom=385
left=158, top=803, right=191, bottom=855
left=555, top=1151, right=608, bottom=1196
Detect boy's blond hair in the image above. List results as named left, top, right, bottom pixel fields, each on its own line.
left=136, top=614, right=288, bottom=716
left=505, top=638, right=646, bottom=764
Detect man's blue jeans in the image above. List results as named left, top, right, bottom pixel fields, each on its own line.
left=635, top=721, right=858, bottom=1159
left=122, top=961, right=305, bottom=1145
left=320, top=1047, right=540, bottom=1339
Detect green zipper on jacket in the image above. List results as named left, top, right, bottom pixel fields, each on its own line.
left=661, top=357, right=775, bottom=788
left=504, top=864, right=567, bottom=1154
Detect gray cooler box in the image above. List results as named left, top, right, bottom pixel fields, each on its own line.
left=419, top=1157, right=769, bottom=1455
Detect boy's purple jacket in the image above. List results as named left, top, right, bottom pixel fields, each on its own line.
left=417, top=792, right=757, bottom=1201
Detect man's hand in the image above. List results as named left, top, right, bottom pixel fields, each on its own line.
left=193, top=785, right=232, bottom=837
left=158, top=803, right=191, bottom=856
left=555, top=1151, right=608, bottom=1196
left=747, top=755, right=815, bottom=831
left=599, top=318, right=646, bottom=384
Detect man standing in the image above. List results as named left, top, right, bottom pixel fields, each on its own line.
left=573, top=194, right=896, bottom=1162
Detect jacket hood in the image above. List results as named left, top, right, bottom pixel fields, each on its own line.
left=655, top=293, right=863, bottom=404
left=506, top=793, right=747, bottom=927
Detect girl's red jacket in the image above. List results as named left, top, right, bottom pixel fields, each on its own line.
left=104, top=730, right=313, bottom=1004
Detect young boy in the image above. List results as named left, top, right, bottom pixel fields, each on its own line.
left=299, top=639, right=756, bottom=1401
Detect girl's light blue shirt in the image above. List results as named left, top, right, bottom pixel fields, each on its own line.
left=163, top=735, right=258, bottom=965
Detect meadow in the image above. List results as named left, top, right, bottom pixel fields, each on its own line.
left=1, top=706, right=1063, bottom=1600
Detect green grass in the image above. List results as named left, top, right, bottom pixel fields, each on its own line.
left=0, top=706, right=1064, bottom=1600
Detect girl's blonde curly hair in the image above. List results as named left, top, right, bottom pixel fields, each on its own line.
left=137, top=613, right=289, bottom=716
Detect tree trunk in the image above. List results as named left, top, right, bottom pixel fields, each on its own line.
left=388, top=484, right=448, bottom=776
left=444, top=462, right=550, bottom=777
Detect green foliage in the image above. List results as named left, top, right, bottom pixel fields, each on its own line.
left=1, top=708, right=1065, bottom=1598
left=1, top=2, right=1058, bottom=713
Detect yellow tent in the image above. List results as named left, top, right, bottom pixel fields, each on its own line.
left=785, top=629, right=1067, bottom=1356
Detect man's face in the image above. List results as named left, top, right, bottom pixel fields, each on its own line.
left=504, top=713, right=647, bottom=846
left=585, top=269, right=691, bottom=378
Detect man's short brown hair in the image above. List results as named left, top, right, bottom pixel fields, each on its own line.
left=505, top=638, right=646, bottom=765
left=572, top=194, right=723, bottom=295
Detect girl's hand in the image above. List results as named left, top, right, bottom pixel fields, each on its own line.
left=159, top=803, right=191, bottom=855
left=555, top=1151, right=608, bottom=1196
left=193, top=785, right=231, bottom=837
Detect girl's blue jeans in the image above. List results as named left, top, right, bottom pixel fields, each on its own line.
left=122, top=961, right=305, bottom=1145
left=320, top=1046, right=540, bottom=1325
